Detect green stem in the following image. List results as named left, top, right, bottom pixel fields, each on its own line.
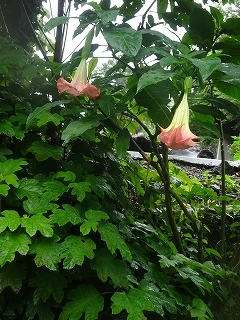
left=217, top=119, right=227, bottom=266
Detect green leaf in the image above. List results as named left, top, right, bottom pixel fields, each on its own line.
left=69, top=181, right=91, bottom=202
left=60, top=235, right=96, bottom=269
left=28, top=141, right=63, bottom=161
left=37, top=112, right=64, bottom=127
left=135, top=81, right=174, bottom=127
left=53, top=171, right=76, bottom=182
left=111, top=289, right=154, bottom=320
left=222, top=17, right=240, bottom=36
left=98, top=222, right=132, bottom=262
left=44, top=16, right=71, bottom=32
left=80, top=209, right=109, bottom=235
left=26, top=101, right=68, bottom=128
left=189, top=56, right=221, bottom=81
left=86, top=174, right=115, bottom=199
left=30, top=236, right=61, bottom=271
left=29, top=268, right=67, bottom=303
left=42, top=180, right=68, bottom=200
left=191, top=104, right=226, bottom=119
left=0, top=231, right=31, bottom=266
left=59, top=285, right=104, bottom=320
left=103, top=26, right=142, bottom=56
left=116, top=128, right=130, bottom=159
left=50, top=204, right=83, bottom=226
left=96, top=9, right=119, bottom=25
left=91, top=248, right=130, bottom=289
left=157, top=0, right=168, bottom=17
left=0, top=210, right=21, bottom=233
left=14, top=178, right=40, bottom=199
left=26, top=300, right=54, bottom=320
left=190, top=297, right=214, bottom=319
left=189, top=8, right=215, bottom=48
left=0, top=119, right=15, bottom=136
left=62, top=118, right=99, bottom=145
left=98, top=94, right=115, bottom=116
left=0, top=262, right=25, bottom=293
left=88, top=57, right=98, bottom=77
left=0, top=158, right=27, bottom=176
left=21, top=215, right=53, bottom=237
left=23, top=197, right=58, bottom=215
left=137, top=69, right=175, bottom=92
left=140, top=280, right=177, bottom=315
left=0, top=184, right=10, bottom=196
left=215, top=81, right=240, bottom=101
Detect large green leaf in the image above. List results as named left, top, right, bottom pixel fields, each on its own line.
left=204, top=96, right=239, bottom=115
left=69, top=181, right=91, bottom=202
left=0, top=158, right=27, bottom=176
left=21, top=215, right=53, bottom=237
left=189, top=56, right=221, bottom=81
left=222, top=17, right=240, bottom=36
left=140, top=280, right=177, bottom=315
left=96, top=9, right=119, bottom=25
left=29, top=268, right=67, bottom=303
left=0, top=210, right=21, bottom=233
left=50, top=204, right=83, bottom=226
left=137, top=68, right=175, bottom=92
left=27, top=141, right=63, bottom=161
left=26, top=101, right=68, bottom=128
left=116, top=128, right=131, bottom=159
left=44, top=16, right=71, bottom=32
left=0, top=231, right=31, bottom=266
left=98, top=222, right=132, bottom=262
left=190, top=297, right=214, bottom=319
left=59, top=285, right=104, bottom=320
left=23, top=197, right=58, bottom=215
left=189, top=7, right=215, bottom=48
left=60, top=235, right=96, bottom=269
left=80, top=209, right=109, bottom=236
left=111, top=288, right=154, bottom=320
left=135, top=80, right=174, bottom=127
left=62, top=118, right=99, bottom=145
left=103, top=26, right=142, bottom=56
left=30, top=236, right=61, bottom=271
left=157, top=0, right=168, bottom=17
left=91, top=248, right=130, bottom=289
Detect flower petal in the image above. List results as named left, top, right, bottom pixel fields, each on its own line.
left=159, top=125, right=198, bottom=150
left=57, top=78, right=81, bottom=97
left=80, top=83, right=100, bottom=99
left=57, top=78, right=100, bottom=99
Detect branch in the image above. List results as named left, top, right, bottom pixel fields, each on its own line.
left=138, top=0, right=157, bottom=30
left=217, top=119, right=227, bottom=266
left=53, top=0, right=65, bottom=62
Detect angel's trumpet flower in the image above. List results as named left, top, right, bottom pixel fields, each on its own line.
left=159, top=77, right=198, bottom=150
left=57, top=58, right=100, bottom=99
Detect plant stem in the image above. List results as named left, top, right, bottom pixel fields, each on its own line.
left=217, top=119, right=227, bottom=266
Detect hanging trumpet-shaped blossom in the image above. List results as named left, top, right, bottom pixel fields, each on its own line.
left=57, top=58, right=100, bottom=99
left=159, top=77, right=199, bottom=150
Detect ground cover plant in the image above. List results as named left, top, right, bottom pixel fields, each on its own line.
left=0, top=0, right=240, bottom=319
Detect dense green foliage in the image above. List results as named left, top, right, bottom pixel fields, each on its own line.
left=0, top=0, right=240, bottom=319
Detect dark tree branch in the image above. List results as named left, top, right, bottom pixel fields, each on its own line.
left=54, top=0, right=65, bottom=62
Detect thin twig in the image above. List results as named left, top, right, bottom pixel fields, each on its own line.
left=138, top=0, right=157, bottom=30
left=217, top=119, right=227, bottom=266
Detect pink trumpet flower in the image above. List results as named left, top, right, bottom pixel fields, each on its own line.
left=159, top=92, right=199, bottom=150
left=57, top=58, right=100, bottom=99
